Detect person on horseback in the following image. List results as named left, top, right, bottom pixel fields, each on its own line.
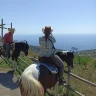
left=3, top=28, right=15, bottom=59
left=39, top=26, right=66, bottom=85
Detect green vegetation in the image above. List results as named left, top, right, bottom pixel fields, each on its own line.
left=0, top=48, right=96, bottom=96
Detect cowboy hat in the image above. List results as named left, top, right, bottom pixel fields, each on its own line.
left=42, top=26, right=53, bottom=33
left=8, top=28, right=16, bottom=32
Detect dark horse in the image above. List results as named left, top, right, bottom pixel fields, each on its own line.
left=19, top=51, right=74, bottom=96
left=0, top=41, right=29, bottom=70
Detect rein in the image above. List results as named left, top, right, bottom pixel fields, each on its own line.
left=48, top=37, right=56, bottom=54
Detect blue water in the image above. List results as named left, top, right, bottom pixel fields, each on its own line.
left=14, top=34, right=96, bottom=51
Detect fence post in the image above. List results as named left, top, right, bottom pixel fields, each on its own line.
left=1, top=19, right=3, bottom=43
left=66, top=66, right=71, bottom=96
left=11, top=22, right=12, bottom=28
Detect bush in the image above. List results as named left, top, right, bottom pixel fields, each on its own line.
left=92, top=59, right=96, bottom=68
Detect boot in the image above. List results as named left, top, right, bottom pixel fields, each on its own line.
left=59, top=78, right=66, bottom=85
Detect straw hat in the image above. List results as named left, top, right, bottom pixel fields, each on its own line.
left=8, top=28, right=16, bottom=32
left=42, top=26, right=53, bottom=33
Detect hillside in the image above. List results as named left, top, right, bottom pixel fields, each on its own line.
left=29, top=44, right=96, bottom=58
left=27, top=46, right=96, bottom=96
left=75, top=49, right=96, bottom=57
left=29, top=45, right=62, bottom=53
left=0, top=43, right=96, bottom=96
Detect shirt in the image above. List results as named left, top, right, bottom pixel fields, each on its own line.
left=39, top=35, right=56, bottom=57
left=3, top=32, right=13, bottom=44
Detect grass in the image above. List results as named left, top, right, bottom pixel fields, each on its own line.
left=69, top=57, right=96, bottom=96
left=0, top=58, right=12, bottom=68
left=0, top=49, right=96, bottom=96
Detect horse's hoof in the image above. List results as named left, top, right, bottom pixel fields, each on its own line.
left=12, top=75, right=18, bottom=83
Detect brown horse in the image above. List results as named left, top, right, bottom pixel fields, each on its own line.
left=19, top=51, right=74, bottom=96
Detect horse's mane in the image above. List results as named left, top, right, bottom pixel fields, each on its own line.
left=56, top=51, right=74, bottom=59
left=18, top=40, right=28, bottom=44
left=19, top=70, right=44, bottom=96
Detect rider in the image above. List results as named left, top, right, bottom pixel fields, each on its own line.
left=3, top=28, right=15, bottom=59
left=39, top=26, right=66, bottom=85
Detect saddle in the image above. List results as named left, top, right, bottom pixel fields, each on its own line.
left=38, top=56, right=58, bottom=74
left=10, top=43, right=15, bottom=56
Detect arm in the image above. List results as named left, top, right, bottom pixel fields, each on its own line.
left=11, top=35, right=13, bottom=42
left=39, top=37, right=45, bottom=48
left=3, top=34, right=7, bottom=43
left=39, top=37, right=41, bottom=45
left=51, top=36, right=56, bottom=43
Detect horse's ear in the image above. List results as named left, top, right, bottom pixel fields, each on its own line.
left=24, top=40, right=28, bottom=44
left=26, top=41, right=27, bottom=44
left=61, top=52, right=64, bottom=56
left=25, top=41, right=27, bottom=44
left=70, top=50, right=74, bottom=53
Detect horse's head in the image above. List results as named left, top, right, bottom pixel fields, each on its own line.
left=65, top=51, right=74, bottom=68
left=56, top=51, right=74, bottom=68
left=21, top=41, right=29, bottom=56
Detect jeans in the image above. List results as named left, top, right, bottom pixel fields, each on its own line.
left=50, top=55, right=64, bottom=79
left=3, top=43, right=10, bottom=57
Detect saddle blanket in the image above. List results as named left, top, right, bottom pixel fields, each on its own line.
left=40, top=63, right=58, bottom=74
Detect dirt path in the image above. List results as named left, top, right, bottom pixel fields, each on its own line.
left=0, top=68, right=21, bottom=96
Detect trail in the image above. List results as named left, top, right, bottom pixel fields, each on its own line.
left=0, top=68, right=21, bottom=96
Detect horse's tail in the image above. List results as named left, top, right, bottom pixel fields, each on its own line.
left=19, top=71, right=44, bottom=96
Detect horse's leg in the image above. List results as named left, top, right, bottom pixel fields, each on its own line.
left=12, top=60, right=15, bottom=70
left=39, top=66, right=49, bottom=93
left=49, top=77, right=58, bottom=96
left=12, top=60, right=17, bottom=71
left=54, top=81, right=59, bottom=96
left=0, top=49, right=1, bottom=56
left=14, top=58, right=18, bottom=71
left=50, top=87, right=54, bottom=94
left=14, top=56, right=18, bottom=70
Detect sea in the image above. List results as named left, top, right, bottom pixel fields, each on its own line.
left=14, top=34, right=96, bottom=51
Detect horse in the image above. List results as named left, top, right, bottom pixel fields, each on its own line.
left=0, top=41, right=29, bottom=70
left=19, top=51, right=74, bottom=96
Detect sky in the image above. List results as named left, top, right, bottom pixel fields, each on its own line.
left=0, top=0, right=96, bottom=35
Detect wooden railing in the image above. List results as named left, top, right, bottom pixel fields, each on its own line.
left=65, top=66, right=96, bottom=96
